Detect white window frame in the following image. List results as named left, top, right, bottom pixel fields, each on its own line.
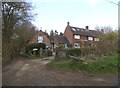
left=94, top=38, right=99, bottom=41
left=74, top=35, right=80, bottom=39
left=74, top=43, right=80, bottom=48
left=38, top=36, right=43, bottom=43
left=88, top=37, right=93, bottom=40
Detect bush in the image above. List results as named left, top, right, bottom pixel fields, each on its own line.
left=96, top=31, right=118, bottom=56
left=58, top=44, right=64, bottom=49
left=65, top=47, right=96, bottom=57
left=25, top=43, right=46, bottom=53
left=44, top=50, right=52, bottom=56
left=66, top=48, right=81, bottom=56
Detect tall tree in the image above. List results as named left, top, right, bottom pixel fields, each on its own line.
left=2, top=1, right=34, bottom=42
left=2, top=1, right=35, bottom=57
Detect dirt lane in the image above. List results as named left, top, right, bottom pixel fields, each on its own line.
left=2, top=57, right=118, bottom=86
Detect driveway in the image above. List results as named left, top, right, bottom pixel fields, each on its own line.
left=2, top=56, right=118, bottom=86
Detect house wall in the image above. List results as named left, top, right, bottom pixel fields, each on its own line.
left=80, top=36, right=87, bottom=40
left=28, top=31, right=39, bottom=44
left=74, top=35, right=88, bottom=48
left=74, top=36, right=98, bottom=48
left=80, top=36, right=87, bottom=47
left=64, top=26, right=74, bottom=45
left=29, top=31, right=51, bottom=46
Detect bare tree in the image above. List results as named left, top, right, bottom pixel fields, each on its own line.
left=95, top=26, right=113, bottom=33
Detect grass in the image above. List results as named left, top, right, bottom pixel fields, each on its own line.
left=49, top=53, right=119, bottom=74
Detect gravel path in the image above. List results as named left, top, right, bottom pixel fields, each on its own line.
left=2, top=56, right=118, bottom=86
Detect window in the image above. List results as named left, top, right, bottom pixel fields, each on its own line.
left=74, top=35, right=80, bottom=39
left=74, top=43, right=80, bottom=48
left=38, top=36, right=43, bottom=43
left=94, top=38, right=99, bottom=41
left=88, top=37, right=93, bottom=40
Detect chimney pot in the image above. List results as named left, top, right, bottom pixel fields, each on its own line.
left=85, top=26, right=89, bottom=30
left=67, top=22, right=70, bottom=26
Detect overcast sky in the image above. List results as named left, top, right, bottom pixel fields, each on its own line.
left=30, top=0, right=118, bottom=34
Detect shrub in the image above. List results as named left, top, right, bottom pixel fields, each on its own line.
left=65, top=47, right=96, bottom=57
left=67, top=44, right=73, bottom=48
left=66, top=48, right=81, bottom=56
left=45, top=50, right=52, bottom=56
left=25, top=43, right=46, bottom=53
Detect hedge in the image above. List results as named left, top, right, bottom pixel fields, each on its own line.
left=25, top=43, right=46, bottom=53
left=66, top=47, right=96, bottom=57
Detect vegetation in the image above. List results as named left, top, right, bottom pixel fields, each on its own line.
left=65, top=47, right=95, bottom=57
left=25, top=43, right=46, bottom=53
left=49, top=53, right=118, bottom=74
left=95, top=31, right=118, bottom=56
left=2, top=1, right=36, bottom=64
left=25, top=43, right=52, bottom=58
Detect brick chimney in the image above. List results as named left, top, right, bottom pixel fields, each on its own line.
left=67, top=22, right=70, bottom=26
left=85, top=26, right=89, bottom=30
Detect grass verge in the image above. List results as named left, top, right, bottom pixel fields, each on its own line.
left=49, top=53, right=118, bottom=74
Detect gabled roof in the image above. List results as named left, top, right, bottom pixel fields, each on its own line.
left=29, top=31, right=51, bottom=46
left=54, top=35, right=69, bottom=44
left=69, top=26, right=102, bottom=37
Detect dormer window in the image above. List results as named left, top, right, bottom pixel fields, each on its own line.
left=74, top=35, right=80, bottom=39
left=88, top=37, right=93, bottom=40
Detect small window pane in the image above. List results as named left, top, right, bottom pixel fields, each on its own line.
left=74, top=35, right=80, bottom=39
left=38, top=36, right=43, bottom=43
left=88, top=37, right=93, bottom=40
